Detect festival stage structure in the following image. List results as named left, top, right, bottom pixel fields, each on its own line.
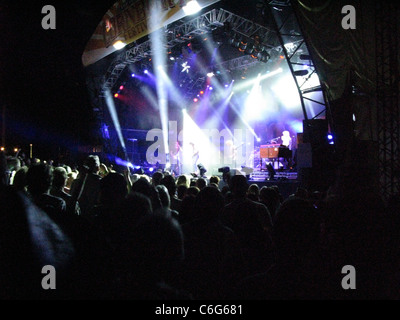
left=83, top=0, right=394, bottom=197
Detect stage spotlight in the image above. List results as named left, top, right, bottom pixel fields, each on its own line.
left=251, top=46, right=261, bottom=59
left=239, top=40, right=247, bottom=52
left=229, top=34, right=241, bottom=48
left=200, top=90, right=204, bottom=95
left=218, top=166, right=230, bottom=173
left=114, top=93, right=119, bottom=98
left=207, top=72, right=214, bottom=78
left=245, top=43, right=255, bottom=55
left=327, top=134, right=334, bottom=144
left=197, top=163, right=207, bottom=177
left=144, top=69, right=149, bottom=74
left=183, top=0, right=201, bottom=15
left=182, top=108, right=187, bottom=113
left=257, top=137, right=261, bottom=142
left=113, top=40, right=126, bottom=50
left=209, top=86, right=213, bottom=91
left=149, top=167, right=154, bottom=173
left=193, top=98, right=198, bottom=102
left=131, top=73, right=135, bottom=78
left=119, top=85, right=124, bottom=90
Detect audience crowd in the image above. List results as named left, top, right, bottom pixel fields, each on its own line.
left=1, top=151, right=400, bottom=300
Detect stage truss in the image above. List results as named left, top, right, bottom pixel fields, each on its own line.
left=376, top=1, right=400, bottom=200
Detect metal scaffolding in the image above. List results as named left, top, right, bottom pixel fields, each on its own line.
left=100, top=8, right=281, bottom=95
left=266, top=0, right=331, bottom=126
left=375, top=1, right=400, bottom=200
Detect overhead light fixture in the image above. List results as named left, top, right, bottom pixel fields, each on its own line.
left=207, top=72, right=214, bottom=78
left=300, top=54, right=311, bottom=60
left=182, top=0, right=201, bottom=15
left=229, top=33, right=241, bottom=48
left=258, top=51, right=270, bottom=63
left=294, top=70, right=309, bottom=76
left=245, top=41, right=255, bottom=55
left=113, top=40, right=126, bottom=50
left=239, top=40, right=248, bottom=52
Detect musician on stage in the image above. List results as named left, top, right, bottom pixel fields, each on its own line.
left=170, top=141, right=183, bottom=176
left=281, top=130, right=292, bottom=149
left=189, top=142, right=199, bottom=173
left=279, top=130, right=293, bottom=168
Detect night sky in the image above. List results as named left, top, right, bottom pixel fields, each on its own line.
left=1, top=1, right=116, bottom=159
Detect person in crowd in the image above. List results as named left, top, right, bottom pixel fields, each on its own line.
left=151, top=170, right=164, bottom=187
left=209, top=175, right=220, bottom=187
left=156, top=184, right=179, bottom=220
left=177, top=184, right=188, bottom=200
left=91, top=172, right=128, bottom=220
left=50, top=166, right=81, bottom=216
left=65, top=170, right=78, bottom=193
left=209, top=182, right=219, bottom=190
left=186, top=186, right=200, bottom=198
left=247, top=183, right=260, bottom=202
left=11, top=166, right=29, bottom=194
left=233, top=197, right=324, bottom=299
left=179, top=187, right=243, bottom=299
left=177, top=194, right=196, bottom=225
left=112, top=212, right=191, bottom=299
left=69, top=155, right=102, bottom=217
left=99, top=163, right=109, bottom=178
left=26, top=162, right=66, bottom=219
left=259, top=186, right=281, bottom=223
left=176, top=174, right=190, bottom=188
left=131, top=177, right=162, bottom=212
left=0, top=174, right=75, bottom=299
left=161, top=174, right=181, bottom=213
left=221, top=174, right=274, bottom=277
left=195, top=177, right=207, bottom=190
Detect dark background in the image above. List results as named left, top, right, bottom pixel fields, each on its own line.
left=1, top=0, right=116, bottom=161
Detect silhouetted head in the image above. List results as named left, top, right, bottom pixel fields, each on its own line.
left=196, top=177, right=207, bottom=190
left=177, top=185, right=188, bottom=200
left=84, top=155, right=100, bottom=174
left=100, top=172, right=128, bottom=204
left=160, top=175, right=177, bottom=198
left=151, top=171, right=164, bottom=186
left=156, top=184, right=171, bottom=209
left=176, top=175, right=190, bottom=188
left=229, top=174, right=248, bottom=198
left=52, top=167, right=68, bottom=190
left=194, top=186, right=225, bottom=220
left=26, top=163, right=53, bottom=196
